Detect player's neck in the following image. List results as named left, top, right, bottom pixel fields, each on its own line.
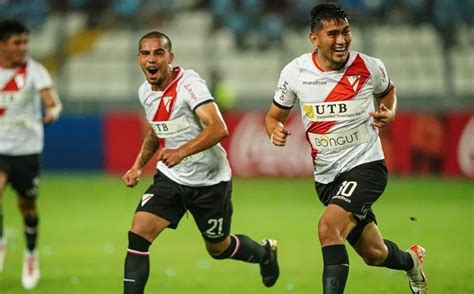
left=314, top=52, right=347, bottom=72
left=0, top=57, right=23, bottom=69
left=151, top=68, right=175, bottom=91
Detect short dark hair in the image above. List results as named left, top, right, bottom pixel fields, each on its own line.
left=310, top=2, right=348, bottom=32
left=0, top=20, right=29, bottom=42
left=138, top=31, right=172, bottom=52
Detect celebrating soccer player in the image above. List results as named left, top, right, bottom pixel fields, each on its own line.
left=122, top=31, right=279, bottom=293
left=265, top=3, right=427, bottom=294
left=0, top=20, right=62, bottom=289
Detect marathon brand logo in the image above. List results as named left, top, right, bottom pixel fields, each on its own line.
left=150, top=115, right=191, bottom=138
left=303, top=100, right=367, bottom=122
left=308, top=124, right=370, bottom=151
left=332, top=195, right=352, bottom=203
left=302, top=79, right=327, bottom=86
left=278, top=81, right=289, bottom=101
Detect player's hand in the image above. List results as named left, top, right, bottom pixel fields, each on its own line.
left=122, top=167, right=142, bottom=188
left=270, top=122, right=291, bottom=147
left=157, top=147, right=185, bottom=168
left=369, top=103, right=395, bottom=129
left=43, top=112, right=58, bottom=125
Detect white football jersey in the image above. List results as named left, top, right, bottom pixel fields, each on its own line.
left=0, top=57, right=53, bottom=155
left=273, top=50, right=390, bottom=183
left=138, top=67, right=232, bottom=187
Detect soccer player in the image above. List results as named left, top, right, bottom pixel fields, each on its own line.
left=0, top=20, right=62, bottom=289
left=122, top=31, right=279, bottom=293
left=265, top=3, right=427, bottom=294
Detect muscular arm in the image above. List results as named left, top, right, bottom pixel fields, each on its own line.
left=122, top=125, right=159, bottom=187
left=158, top=102, right=228, bottom=168
left=133, top=125, right=160, bottom=170
left=370, top=81, right=397, bottom=129
left=265, top=103, right=292, bottom=146
left=40, top=88, right=62, bottom=124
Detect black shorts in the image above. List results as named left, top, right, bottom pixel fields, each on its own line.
left=136, top=171, right=233, bottom=243
left=0, top=154, right=41, bottom=199
left=315, top=160, right=388, bottom=245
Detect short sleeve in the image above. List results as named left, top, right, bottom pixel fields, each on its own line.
left=372, top=58, right=390, bottom=95
left=31, top=62, right=53, bottom=91
left=272, top=64, right=297, bottom=109
left=182, top=78, right=214, bottom=111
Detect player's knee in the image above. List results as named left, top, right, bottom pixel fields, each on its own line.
left=318, top=218, right=342, bottom=244
left=18, top=200, right=37, bottom=218
left=208, top=247, right=227, bottom=259
left=208, top=237, right=233, bottom=260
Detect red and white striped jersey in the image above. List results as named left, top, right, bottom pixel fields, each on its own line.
left=273, top=51, right=390, bottom=183
left=0, top=57, right=53, bottom=155
left=138, top=67, right=231, bottom=186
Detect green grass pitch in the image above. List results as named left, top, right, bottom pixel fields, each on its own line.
left=0, top=174, right=472, bottom=293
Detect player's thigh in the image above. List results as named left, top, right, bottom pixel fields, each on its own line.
left=188, top=180, right=233, bottom=243
left=134, top=172, right=187, bottom=236
left=9, top=154, right=41, bottom=199
left=0, top=171, right=7, bottom=197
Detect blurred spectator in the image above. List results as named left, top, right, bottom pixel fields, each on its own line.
left=209, top=0, right=288, bottom=50
left=210, top=0, right=263, bottom=50
left=259, top=0, right=287, bottom=49
left=429, top=0, right=462, bottom=95
left=140, top=0, right=176, bottom=27
left=286, top=0, right=314, bottom=31
left=0, top=0, right=49, bottom=29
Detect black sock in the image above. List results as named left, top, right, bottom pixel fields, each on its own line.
left=322, top=244, right=349, bottom=294
left=124, top=231, right=151, bottom=294
left=380, top=239, right=414, bottom=271
left=24, top=217, right=38, bottom=252
left=211, top=234, right=265, bottom=263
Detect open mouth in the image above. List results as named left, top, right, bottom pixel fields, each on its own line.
left=147, top=67, right=158, bottom=75
left=333, top=48, right=346, bottom=54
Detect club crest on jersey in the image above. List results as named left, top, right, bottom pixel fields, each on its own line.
left=346, top=75, right=361, bottom=92
left=141, top=193, right=154, bottom=207
left=163, top=96, right=173, bottom=113
left=15, top=74, right=26, bottom=89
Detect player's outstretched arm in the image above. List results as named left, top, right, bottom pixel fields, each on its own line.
left=369, top=81, right=397, bottom=129
left=123, top=125, right=159, bottom=187
left=157, top=102, right=228, bottom=168
left=40, top=88, right=62, bottom=124
left=265, top=104, right=291, bottom=147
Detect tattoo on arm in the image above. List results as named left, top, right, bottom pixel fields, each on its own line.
left=137, top=129, right=159, bottom=168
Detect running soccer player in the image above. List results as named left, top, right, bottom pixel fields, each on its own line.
left=0, top=20, right=62, bottom=289
left=265, top=3, right=427, bottom=294
left=122, top=31, right=279, bottom=293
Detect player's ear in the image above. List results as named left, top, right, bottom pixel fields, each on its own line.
left=309, top=32, right=319, bottom=47
left=169, top=52, right=175, bottom=64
